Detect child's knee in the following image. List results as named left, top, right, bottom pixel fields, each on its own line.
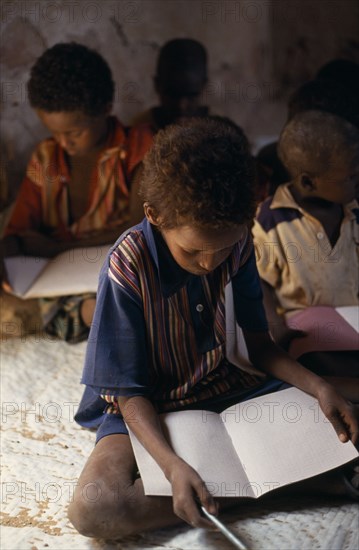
left=68, top=480, right=138, bottom=538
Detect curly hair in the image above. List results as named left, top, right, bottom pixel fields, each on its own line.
left=27, top=42, right=114, bottom=116
left=139, top=118, right=256, bottom=229
left=157, top=38, right=207, bottom=80
left=278, top=110, right=359, bottom=178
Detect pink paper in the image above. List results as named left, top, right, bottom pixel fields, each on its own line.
left=287, top=306, right=359, bottom=359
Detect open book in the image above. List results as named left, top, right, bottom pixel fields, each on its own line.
left=128, top=387, right=358, bottom=498
left=3, top=245, right=109, bottom=299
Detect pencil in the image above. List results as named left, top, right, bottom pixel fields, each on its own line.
left=200, top=506, right=249, bottom=550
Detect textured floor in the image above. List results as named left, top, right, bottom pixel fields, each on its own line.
left=1, top=335, right=358, bottom=550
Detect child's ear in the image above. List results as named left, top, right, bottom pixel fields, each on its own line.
left=300, top=173, right=316, bottom=191
left=144, top=203, right=161, bottom=225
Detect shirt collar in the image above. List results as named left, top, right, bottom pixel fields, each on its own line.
left=141, top=218, right=190, bottom=297
left=270, top=183, right=358, bottom=220
left=270, top=183, right=299, bottom=210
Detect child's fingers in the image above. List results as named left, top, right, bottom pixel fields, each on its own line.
left=189, top=482, right=217, bottom=529
left=196, top=491, right=217, bottom=528
left=173, top=492, right=213, bottom=529
left=325, top=407, right=354, bottom=443
left=170, top=463, right=218, bottom=528
left=197, top=483, right=218, bottom=516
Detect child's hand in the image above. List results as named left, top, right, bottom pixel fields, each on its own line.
left=168, top=458, right=218, bottom=529
left=317, top=385, right=359, bottom=445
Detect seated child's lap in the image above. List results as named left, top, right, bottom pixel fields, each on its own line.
left=94, top=376, right=288, bottom=444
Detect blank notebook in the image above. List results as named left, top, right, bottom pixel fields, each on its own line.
left=4, top=245, right=110, bottom=299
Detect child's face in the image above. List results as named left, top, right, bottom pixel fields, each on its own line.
left=160, top=223, right=246, bottom=275
left=310, top=151, right=359, bottom=204
left=36, top=110, right=109, bottom=157
left=156, top=70, right=206, bottom=124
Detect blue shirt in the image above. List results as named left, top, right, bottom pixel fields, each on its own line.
left=75, top=219, right=269, bottom=438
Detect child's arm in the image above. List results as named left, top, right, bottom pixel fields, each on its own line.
left=260, top=279, right=305, bottom=349
left=243, top=330, right=359, bottom=444
left=118, top=394, right=218, bottom=528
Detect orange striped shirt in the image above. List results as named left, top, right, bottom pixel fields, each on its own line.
left=5, top=117, right=153, bottom=241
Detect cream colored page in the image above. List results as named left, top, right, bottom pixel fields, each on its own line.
left=129, top=409, right=249, bottom=497
left=4, top=256, right=48, bottom=296
left=23, top=245, right=110, bottom=298
left=336, top=306, right=359, bottom=332
left=222, top=387, right=358, bottom=497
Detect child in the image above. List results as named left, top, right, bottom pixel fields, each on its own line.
left=2, top=42, right=153, bottom=342
left=316, top=58, right=359, bottom=97
left=69, top=118, right=358, bottom=539
left=252, top=111, right=359, bottom=376
left=132, top=38, right=209, bottom=132
left=256, top=77, right=359, bottom=199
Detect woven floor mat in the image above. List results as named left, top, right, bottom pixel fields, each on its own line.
left=1, top=336, right=358, bottom=550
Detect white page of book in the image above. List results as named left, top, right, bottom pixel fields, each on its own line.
left=6, top=245, right=110, bottom=299
left=336, top=306, right=359, bottom=333
left=222, top=387, right=358, bottom=497
left=129, top=409, right=249, bottom=497
left=4, top=256, right=48, bottom=296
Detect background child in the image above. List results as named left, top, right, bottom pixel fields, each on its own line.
left=252, top=110, right=359, bottom=376
left=256, top=59, right=359, bottom=199
left=132, top=38, right=209, bottom=132
left=69, top=118, right=358, bottom=539
left=315, top=58, right=359, bottom=98
left=1, top=42, right=153, bottom=342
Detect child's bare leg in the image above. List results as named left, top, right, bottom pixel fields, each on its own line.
left=68, top=434, right=182, bottom=539
left=80, top=297, right=96, bottom=327
left=69, top=377, right=358, bottom=539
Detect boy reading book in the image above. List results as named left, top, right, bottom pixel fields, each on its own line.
left=70, top=118, right=358, bottom=538
left=252, top=111, right=359, bottom=377
left=1, top=42, right=152, bottom=342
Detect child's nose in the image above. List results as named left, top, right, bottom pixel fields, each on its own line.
left=57, top=134, right=74, bottom=150
left=198, top=253, right=218, bottom=272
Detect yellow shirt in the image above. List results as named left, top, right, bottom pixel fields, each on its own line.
left=252, top=183, right=359, bottom=314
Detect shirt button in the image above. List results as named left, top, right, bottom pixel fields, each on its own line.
left=317, top=232, right=324, bottom=240
left=196, top=304, right=204, bottom=312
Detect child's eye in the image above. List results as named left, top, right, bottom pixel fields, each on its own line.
left=68, top=131, right=83, bottom=138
